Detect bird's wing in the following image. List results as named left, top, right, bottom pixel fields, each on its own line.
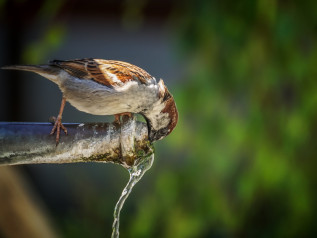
left=49, top=58, right=153, bottom=87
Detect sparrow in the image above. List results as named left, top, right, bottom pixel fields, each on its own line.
left=2, top=58, right=178, bottom=144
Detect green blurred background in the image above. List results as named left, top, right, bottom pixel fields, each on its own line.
left=1, top=0, right=317, bottom=237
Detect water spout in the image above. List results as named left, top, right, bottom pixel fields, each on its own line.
left=111, top=152, right=154, bottom=238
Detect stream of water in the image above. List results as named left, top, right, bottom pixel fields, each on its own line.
left=111, top=153, right=155, bottom=238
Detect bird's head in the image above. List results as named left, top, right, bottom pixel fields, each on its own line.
left=143, top=79, right=178, bottom=142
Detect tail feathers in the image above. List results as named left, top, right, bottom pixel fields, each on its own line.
left=1, top=64, right=60, bottom=75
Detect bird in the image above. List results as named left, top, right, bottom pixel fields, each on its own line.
left=2, top=58, right=178, bottom=144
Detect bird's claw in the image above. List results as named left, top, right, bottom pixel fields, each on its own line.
left=114, top=112, right=132, bottom=125
left=50, top=116, right=67, bottom=145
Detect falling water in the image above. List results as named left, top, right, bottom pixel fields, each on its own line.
left=111, top=153, right=155, bottom=238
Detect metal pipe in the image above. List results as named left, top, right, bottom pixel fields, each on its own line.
left=0, top=117, right=152, bottom=168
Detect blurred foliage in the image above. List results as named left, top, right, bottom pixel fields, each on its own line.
left=23, top=24, right=66, bottom=64
left=0, top=0, right=66, bottom=64
left=121, top=0, right=147, bottom=30
left=123, top=0, right=317, bottom=237
left=22, top=0, right=66, bottom=64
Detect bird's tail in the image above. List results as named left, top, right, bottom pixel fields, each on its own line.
left=2, top=64, right=59, bottom=75
left=2, top=64, right=62, bottom=84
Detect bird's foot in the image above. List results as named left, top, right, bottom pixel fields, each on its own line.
left=114, top=112, right=133, bottom=124
left=50, top=116, right=67, bottom=145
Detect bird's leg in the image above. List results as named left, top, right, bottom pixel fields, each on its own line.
left=114, top=112, right=133, bottom=124
left=50, top=96, right=68, bottom=145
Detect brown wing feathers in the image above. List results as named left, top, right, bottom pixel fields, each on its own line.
left=50, top=59, right=88, bottom=78
left=101, top=60, right=152, bottom=84
left=50, top=58, right=152, bottom=87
